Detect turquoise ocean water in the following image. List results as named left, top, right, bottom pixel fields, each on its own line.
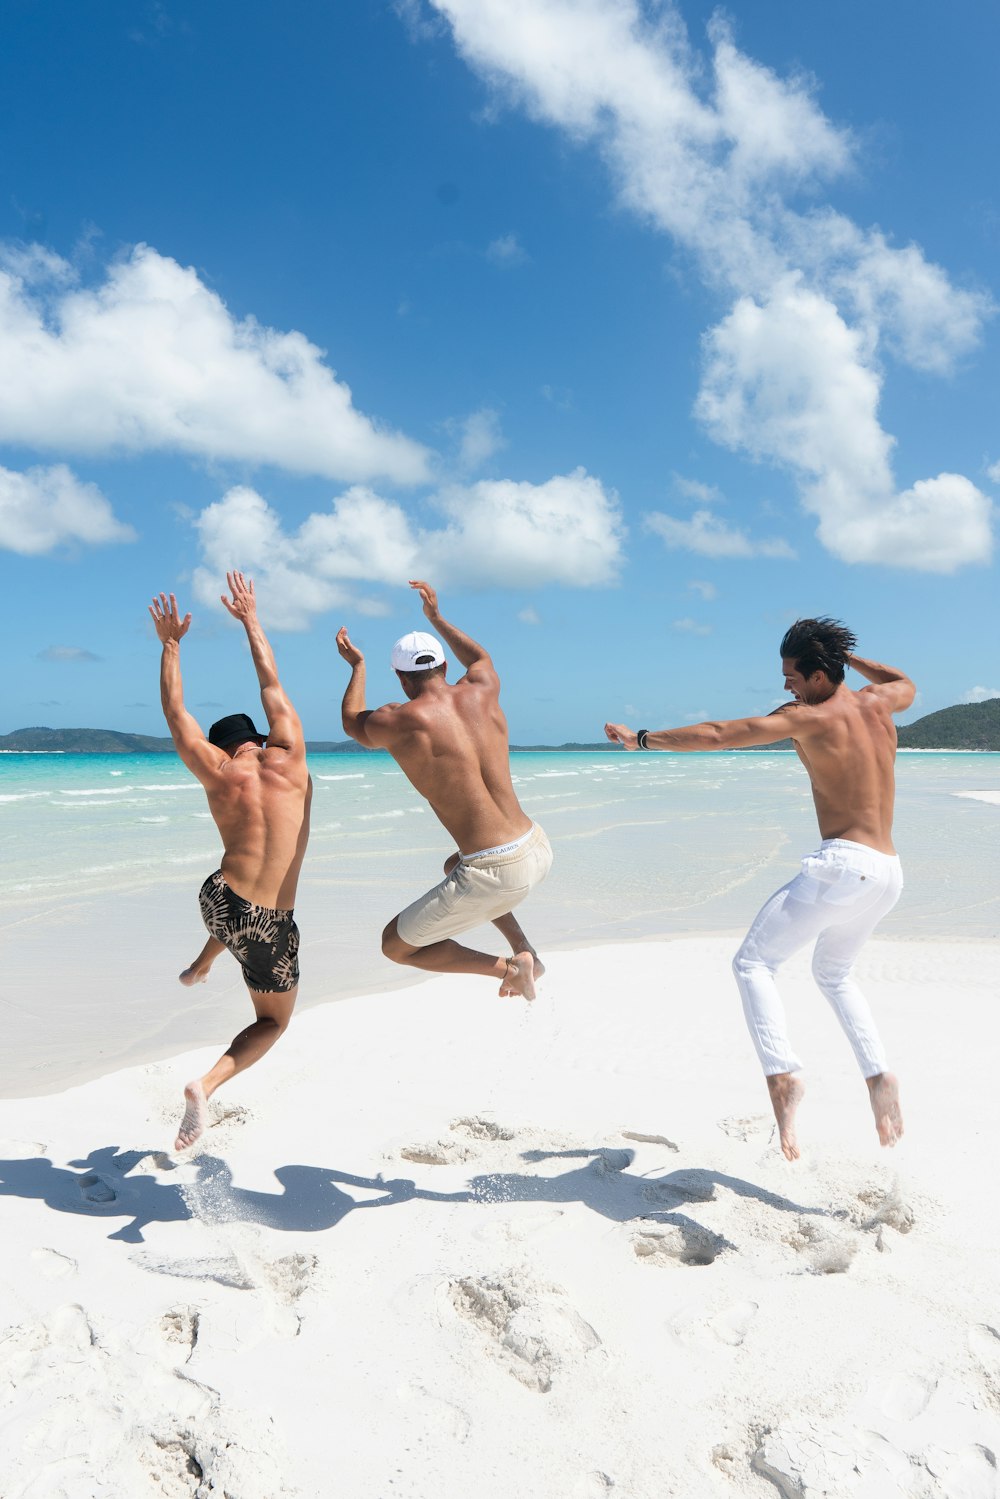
left=1, top=749, right=998, bottom=1093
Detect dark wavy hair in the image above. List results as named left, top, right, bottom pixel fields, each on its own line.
left=779, top=617, right=857, bottom=684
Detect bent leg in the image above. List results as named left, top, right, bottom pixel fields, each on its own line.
left=382, top=918, right=537, bottom=1001
left=179, top=934, right=226, bottom=987
left=175, top=984, right=298, bottom=1150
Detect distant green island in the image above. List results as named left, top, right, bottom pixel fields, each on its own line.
left=1, top=699, right=998, bottom=754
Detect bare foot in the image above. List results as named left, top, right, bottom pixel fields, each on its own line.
left=867, top=1072, right=903, bottom=1147
left=499, top=952, right=537, bottom=1001
left=178, top=966, right=209, bottom=987
left=174, top=1081, right=208, bottom=1151
left=766, top=1072, right=805, bottom=1161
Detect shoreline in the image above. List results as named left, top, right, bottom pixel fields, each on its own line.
left=3, top=925, right=998, bottom=1103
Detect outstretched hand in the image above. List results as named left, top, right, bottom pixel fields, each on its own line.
left=604, top=722, right=638, bottom=751
left=336, top=626, right=364, bottom=667
left=149, top=592, right=191, bottom=645
left=220, top=570, right=258, bottom=625
left=408, top=579, right=439, bottom=620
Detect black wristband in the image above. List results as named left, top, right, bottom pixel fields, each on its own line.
left=636, top=728, right=650, bottom=750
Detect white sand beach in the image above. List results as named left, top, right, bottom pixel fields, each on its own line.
left=3, top=934, right=999, bottom=1498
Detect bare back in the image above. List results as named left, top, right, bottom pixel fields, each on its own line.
left=367, top=674, right=530, bottom=854
left=201, top=748, right=312, bottom=908
left=791, top=686, right=899, bottom=853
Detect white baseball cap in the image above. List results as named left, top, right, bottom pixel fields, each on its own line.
left=391, top=631, right=446, bottom=672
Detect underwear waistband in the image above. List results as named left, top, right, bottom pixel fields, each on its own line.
left=461, top=824, right=538, bottom=864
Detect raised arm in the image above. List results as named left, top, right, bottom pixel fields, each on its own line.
left=221, top=571, right=304, bottom=756
left=604, top=704, right=802, bottom=752
left=149, top=593, right=221, bottom=780
left=847, top=653, right=916, bottom=714
left=336, top=627, right=388, bottom=749
left=408, top=579, right=496, bottom=684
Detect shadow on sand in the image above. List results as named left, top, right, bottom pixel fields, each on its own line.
left=1, top=1142, right=831, bottom=1246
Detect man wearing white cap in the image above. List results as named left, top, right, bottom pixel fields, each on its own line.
left=336, top=580, right=552, bottom=1001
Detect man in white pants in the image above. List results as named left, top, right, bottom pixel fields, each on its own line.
left=605, top=618, right=914, bottom=1159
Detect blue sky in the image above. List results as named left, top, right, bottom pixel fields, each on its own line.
left=1, top=0, right=997, bottom=744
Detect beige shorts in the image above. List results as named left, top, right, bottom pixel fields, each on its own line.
left=395, top=824, right=552, bottom=948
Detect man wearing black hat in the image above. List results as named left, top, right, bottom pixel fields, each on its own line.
left=150, top=571, right=312, bottom=1151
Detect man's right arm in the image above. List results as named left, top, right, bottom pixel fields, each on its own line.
left=336, top=626, right=393, bottom=749
left=150, top=594, right=222, bottom=783
left=847, top=654, right=916, bottom=714
left=409, top=579, right=497, bottom=685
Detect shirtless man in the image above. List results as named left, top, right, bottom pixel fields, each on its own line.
left=336, top=580, right=552, bottom=1001
left=150, top=572, right=311, bottom=1151
left=605, top=617, right=914, bottom=1160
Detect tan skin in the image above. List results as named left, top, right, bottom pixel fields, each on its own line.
left=336, top=580, right=542, bottom=1001
left=605, top=649, right=915, bottom=1159
left=150, top=573, right=312, bottom=1150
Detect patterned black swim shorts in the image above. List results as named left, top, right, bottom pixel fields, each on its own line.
left=198, top=870, right=300, bottom=993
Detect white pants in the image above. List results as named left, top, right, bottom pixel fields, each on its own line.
left=732, top=839, right=903, bottom=1078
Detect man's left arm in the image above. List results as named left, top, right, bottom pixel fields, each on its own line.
left=605, top=705, right=802, bottom=752
left=336, top=627, right=394, bottom=749
left=221, top=571, right=304, bottom=757
left=408, top=579, right=497, bottom=686
left=847, top=653, right=916, bottom=714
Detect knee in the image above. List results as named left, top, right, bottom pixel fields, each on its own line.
left=811, top=951, right=848, bottom=990
left=381, top=921, right=410, bottom=964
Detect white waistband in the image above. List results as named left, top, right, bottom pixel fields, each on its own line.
left=819, top=839, right=900, bottom=862
left=461, top=826, right=535, bottom=862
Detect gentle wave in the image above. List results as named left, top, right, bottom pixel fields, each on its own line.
left=357, top=810, right=407, bottom=820
left=316, top=773, right=365, bottom=781
left=60, top=787, right=136, bottom=797
left=0, top=791, right=52, bottom=803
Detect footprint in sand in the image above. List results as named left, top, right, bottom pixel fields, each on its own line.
left=0, top=1138, right=47, bottom=1159
left=872, top=1370, right=936, bottom=1422
left=633, top=1221, right=729, bottom=1268
left=642, top=1169, right=717, bottom=1206
left=159, top=1305, right=200, bottom=1363
left=397, top=1381, right=471, bottom=1441
left=670, top=1299, right=758, bottom=1347
left=450, top=1115, right=517, bottom=1142
left=449, top=1270, right=601, bottom=1393
left=970, top=1324, right=1000, bottom=1407
left=77, top=1171, right=120, bottom=1209
left=134, top=1247, right=317, bottom=1307
left=398, top=1139, right=475, bottom=1166
left=30, top=1247, right=78, bottom=1280
left=717, top=1115, right=770, bottom=1142
left=786, top=1218, right=858, bottom=1274
left=855, top=1181, right=915, bottom=1235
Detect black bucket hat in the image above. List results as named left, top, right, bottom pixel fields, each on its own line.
left=208, top=712, right=265, bottom=750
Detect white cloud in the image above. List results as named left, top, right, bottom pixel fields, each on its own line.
left=672, top=475, right=722, bottom=505
left=0, top=243, right=430, bottom=484
left=451, top=407, right=506, bottom=470
left=696, top=282, right=993, bottom=570
left=644, top=507, right=794, bottom=560
left=987, top=460, right=1000, bottom=484
left=688, top=579, right=717, bottom=600
left=486, top=233, right=529, bottom=266
left=518, top=606, right=541, bottom=624
left=422, top=0, right=995, bottom=570
left=37, top=645, right=101, bottom=662
left=0, top=463, right=135, bottom=555
left=962, top=686, right=1000, bottom=704
left=672, top=617, right=711, bottom=635
left=193, top=469, right=625, bottom=628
